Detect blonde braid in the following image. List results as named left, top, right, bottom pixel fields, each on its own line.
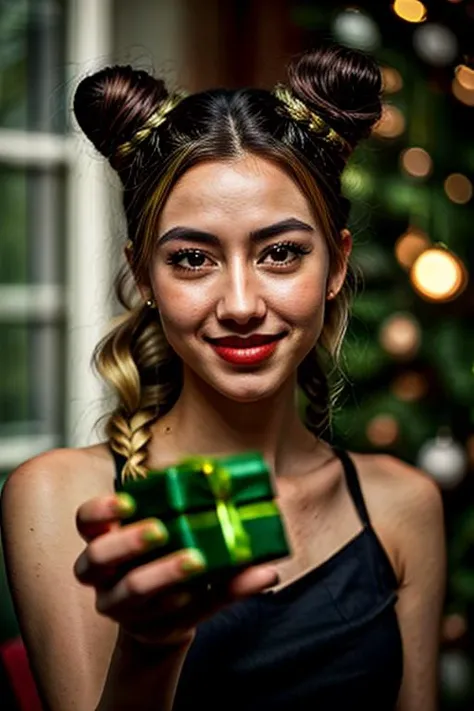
left=95, top=271, right=182, bottom=483
left=298, top=281, right=352, bottom=437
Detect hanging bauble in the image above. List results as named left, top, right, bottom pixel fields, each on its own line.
left=379, top=312, right=421, bottom=361
left=416, top=431, right=467, bottom=488
left=332, top=9, right=381, bottom=52
left=440, top=650, right=471, bottom=701
left=413, top=23, right=458, bottom=66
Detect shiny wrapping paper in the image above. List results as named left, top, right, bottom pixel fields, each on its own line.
left=119, top=452, right=290, bottom=580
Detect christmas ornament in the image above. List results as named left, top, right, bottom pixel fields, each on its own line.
left=332, top=9, right=380, bottom=51
left=440, top=650, right=471, bottom=700
left=413, top=23, right=458, bottom=66
left=416, top=431, right=467, bottom=488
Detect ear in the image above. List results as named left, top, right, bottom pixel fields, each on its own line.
left=326, top=228, right=352, bottom=301
left=124, top=240, right=154, bottom=305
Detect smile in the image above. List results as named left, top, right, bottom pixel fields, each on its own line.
left=205, top=332, right=287, bottom=365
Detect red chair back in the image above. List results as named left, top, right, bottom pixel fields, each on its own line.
left=0, top=637, right=43, bottom=711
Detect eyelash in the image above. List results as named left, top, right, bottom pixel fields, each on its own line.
left=165, top=240, right=312, bottom=273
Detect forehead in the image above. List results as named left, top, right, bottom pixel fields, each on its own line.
left=159, top=154, right=315, bottom=229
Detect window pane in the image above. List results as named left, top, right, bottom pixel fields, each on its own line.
left=0, top=0, right=66, bottom=132
left=0, top=164, right=65, bottom=284
left=0, top=323, right=64, bottom=438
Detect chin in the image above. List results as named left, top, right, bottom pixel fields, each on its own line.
left=198, top=368, right=292, bottom=405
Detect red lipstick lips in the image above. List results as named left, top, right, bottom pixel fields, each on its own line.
left=206, top=332, right=286, bottom=365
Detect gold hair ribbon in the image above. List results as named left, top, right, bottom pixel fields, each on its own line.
left=274, top=84, right=352, bottom=157
left=116, top=91, right=187, bottom=158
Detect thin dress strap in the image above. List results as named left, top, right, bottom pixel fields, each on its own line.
left=109, top=446, right=127, bottom=492
left=332, top=447, right=372, bottom=529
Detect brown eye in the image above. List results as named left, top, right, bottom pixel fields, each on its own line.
left=166, top=249, right=215, bottom=272
left=270, top=245, right=292, bottom=262
left=260, top=240, right=311, bottom=268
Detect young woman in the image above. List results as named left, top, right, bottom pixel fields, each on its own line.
left=1, top=44, right=445, bottom=711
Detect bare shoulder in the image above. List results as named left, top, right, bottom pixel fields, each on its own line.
left=349, top=451, right=445, bottom=585
left=350, top=451, right=443, bottom=522
left=1, top=442, right=114, bottom=509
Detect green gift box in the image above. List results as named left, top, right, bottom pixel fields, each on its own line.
left=117, top=452, right=291, bottom=582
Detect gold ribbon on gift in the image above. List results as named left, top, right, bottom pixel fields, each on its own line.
left=180, top=456, right=256, bottom=564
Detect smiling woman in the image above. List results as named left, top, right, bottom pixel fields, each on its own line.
left=0, top=43, right=445, bottom=711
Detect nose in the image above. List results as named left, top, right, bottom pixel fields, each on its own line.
left=216, top=260, right=266, bottom=325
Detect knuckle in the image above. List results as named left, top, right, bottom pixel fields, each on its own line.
left=95, top=593, right=111, bottom=616
left=86, top=541, right=106, bottom=567
left=124, top=570, right=149, bottom=597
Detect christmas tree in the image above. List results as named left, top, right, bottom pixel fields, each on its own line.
left=293, top=1, right=474, bottom=706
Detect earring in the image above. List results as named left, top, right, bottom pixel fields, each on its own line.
left=145, top=298, right=156, bottom=309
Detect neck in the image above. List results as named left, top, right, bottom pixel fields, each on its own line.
left=152, top=367, right=325, bottom=477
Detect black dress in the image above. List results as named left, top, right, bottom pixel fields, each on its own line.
left=112, top=447, right=403, bottom=710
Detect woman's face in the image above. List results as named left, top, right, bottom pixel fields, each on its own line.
left=146, top=154, right=348, bottom=403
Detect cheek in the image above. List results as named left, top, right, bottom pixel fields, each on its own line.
left=154, top=277, right=212, bottom=336
left=278, top=273, right=327, bottom=325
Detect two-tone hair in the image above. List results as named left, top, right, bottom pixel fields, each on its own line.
left=73, top=43, right=382, bottom=481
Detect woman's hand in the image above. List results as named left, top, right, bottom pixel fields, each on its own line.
left=74, top=493, right=279, bottom=647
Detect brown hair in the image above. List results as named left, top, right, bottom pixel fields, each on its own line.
left=73, top=44, right=382, bottom=480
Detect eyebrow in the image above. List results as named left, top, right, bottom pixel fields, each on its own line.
left=156, top=217, right=315, bottom=248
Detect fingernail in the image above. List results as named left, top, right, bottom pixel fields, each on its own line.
left=181, top=549, right=207, bottom=574
left=141, top=519, right=169, bottom=547
left=113, top=493, right=136, bottom=518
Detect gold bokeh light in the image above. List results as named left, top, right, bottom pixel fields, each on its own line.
left=366, top=414, right=399, bottom=447
left=456, top=65, right=474, bottom=91
left=410, top=248, right=467, bottom=301
left=444, top=174, right=473, bottom=205
left=452, top=77, right=474, bottom=106
left=392, top=0, right=427, bottom=23
left=401, top=147, right=433, bottom=178
left=381, top=67, right=404, bottom=94
left=373, top=104, right=406, bottom=139
left=395, top=227, right=430, bottom=270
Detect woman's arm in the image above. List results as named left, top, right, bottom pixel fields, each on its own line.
left=384, top=458, right=447, bottom=711
left=1, top=447, right=279, bottom=711
left=1, top=449, right=120, bottom=710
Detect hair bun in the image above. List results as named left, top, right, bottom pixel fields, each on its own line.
left=73, top=65, right=169, bottom=163
left=287, top=44, right=382, bottom=149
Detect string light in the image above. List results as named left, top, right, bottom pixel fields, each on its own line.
left=455, top=65, right=474, bottom=91
left=444, top=174, right=473, bottom=204
left=400, top=147, right=433, bottom=178
left=391, top=371, right=428, bottom=401
left=452, top=76, right=474, bottom=106
left=381, top=66, right=404, bottom=93
left=392, top=0, right=427, bottom=23
left=373, top=104, right=406, bottom=139
left=395, top=227, right=430, bottom=270
left=410, top=248, right=467, bottom=301
left=379, top=312, right=421, bottom=360
left=366, top=414, right=400, bottom=447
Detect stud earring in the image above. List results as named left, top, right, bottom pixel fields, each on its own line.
left=145, top=299, right=156, bottom=309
